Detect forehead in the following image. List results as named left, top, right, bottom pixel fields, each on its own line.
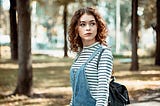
left=79, top=13, right=96, bottom=22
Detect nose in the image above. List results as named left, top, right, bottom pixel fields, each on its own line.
left=86, top=24, right=91, bottom=31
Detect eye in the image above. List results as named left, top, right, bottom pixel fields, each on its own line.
left=80, top=23, right=86, bottom=27
left=90, top=22, right=96, bottom=26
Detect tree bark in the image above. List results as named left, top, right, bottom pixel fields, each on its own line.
left=130, top=0, right=139, bottom=71
left=155, top=0, right=160, bottom=65
left=63, top=4, right=68, bottom=57
left=0, top=0, right=2, bottom=58
left=9, top=0, right=18, bottom=60
left=14, top=0, right=33, bottom=96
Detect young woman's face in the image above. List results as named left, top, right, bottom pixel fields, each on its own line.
left=78, top=13, right=97, bottom=46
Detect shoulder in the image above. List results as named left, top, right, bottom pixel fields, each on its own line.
left=101, top=45, right=112, bottom=54
left=101, top=45, right=113, bottom=59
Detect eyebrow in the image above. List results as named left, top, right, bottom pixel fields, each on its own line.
left=79, top=20, right=96, bottom=23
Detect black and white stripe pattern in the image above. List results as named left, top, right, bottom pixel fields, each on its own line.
left=71, top=42, right=113, bottom=106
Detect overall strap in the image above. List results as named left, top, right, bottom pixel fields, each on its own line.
left=85, top=47, right=102, bottom=64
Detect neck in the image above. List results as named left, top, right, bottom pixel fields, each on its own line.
left=83, top=40, right=96, bottom=47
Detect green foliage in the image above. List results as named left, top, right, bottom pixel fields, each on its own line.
left=120, top=0, right=131, bottom=28
left=140, top=0, right=156, bottom=28
left=103, top=0, right=116, bottom=25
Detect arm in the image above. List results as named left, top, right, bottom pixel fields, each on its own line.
left=96, top=49, right=113, bottom=106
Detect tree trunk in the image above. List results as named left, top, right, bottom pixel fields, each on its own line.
left=9, top=0, right=18, bottom=60
left=0, top=0, right=2, bottom=58
left=155, top=0, right=160, bottom=65
left=130, top=0, right=139, bottom=71
left=14, top=0, right=33, bottom=96
left=63, top=4, right=68, bottom=57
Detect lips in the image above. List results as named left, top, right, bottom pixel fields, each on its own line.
left=85, top=33, right=92, bottom=35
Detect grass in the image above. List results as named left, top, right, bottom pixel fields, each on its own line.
left=0, top=54, right=160, bottom=106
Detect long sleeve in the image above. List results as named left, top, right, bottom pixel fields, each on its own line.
left=96, top=48, right=113, bottom=106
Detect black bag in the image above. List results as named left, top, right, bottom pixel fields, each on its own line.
left=108, top=76, right=130, bottom=106
left=97, top=49, right=130, bottom=106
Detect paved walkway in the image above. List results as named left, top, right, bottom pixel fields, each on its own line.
left=128, top=93, right=160, bottom=106
left=128, top=101, right=160, bottom=106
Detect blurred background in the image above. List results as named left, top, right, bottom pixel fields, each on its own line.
left=0, top=0, right=160, bottom=106
left=0, top=0, right=157, bottom=57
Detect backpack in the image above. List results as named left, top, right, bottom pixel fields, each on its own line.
left=97, top=49, right=130, bottom=106
left=108, top=76, right=130, bottom=106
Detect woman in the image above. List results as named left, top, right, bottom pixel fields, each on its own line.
left=68, top=7, right=113, bottom=106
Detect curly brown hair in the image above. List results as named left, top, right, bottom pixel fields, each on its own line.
left=68, top=7, right=108, bottom=52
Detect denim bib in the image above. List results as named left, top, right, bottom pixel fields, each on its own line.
left=70, top=47, right=102, bottom=106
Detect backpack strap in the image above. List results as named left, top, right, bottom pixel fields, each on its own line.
left=97, top=48, right=105, bottom=69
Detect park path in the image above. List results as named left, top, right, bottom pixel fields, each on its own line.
left=128, top=92, right=160, bottom=106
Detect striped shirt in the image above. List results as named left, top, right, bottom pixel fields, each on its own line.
left=71, top=42, right=113, bottom=106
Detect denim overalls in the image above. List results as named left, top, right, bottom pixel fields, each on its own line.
left=70, top=47, right=103, bottom=106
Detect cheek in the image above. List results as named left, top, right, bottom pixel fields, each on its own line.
left=78, top=28, right=84, bottom=36
left=94, top=27, right=98, bottom=35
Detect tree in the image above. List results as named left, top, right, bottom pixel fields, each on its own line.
left=0, top=0, right=2, bottom=58
left=140, top=0, right=160, bottom=65
left=14, top=0, right=33, bottom=96
left=140, top=0, right=156, bottom=29
left=130, top=0, right=139, bottom=71
left=55, top=0, right=75, bottom=57
left=35, top=0, right=74, bottom=57
left=63, top=4, right=68, bottom=57
left=9, top=0, right=18, bottom=60
left=155, top=0, right=160, bottom=65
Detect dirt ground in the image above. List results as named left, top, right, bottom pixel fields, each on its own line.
left=0, top=53, right=160, bottom=106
